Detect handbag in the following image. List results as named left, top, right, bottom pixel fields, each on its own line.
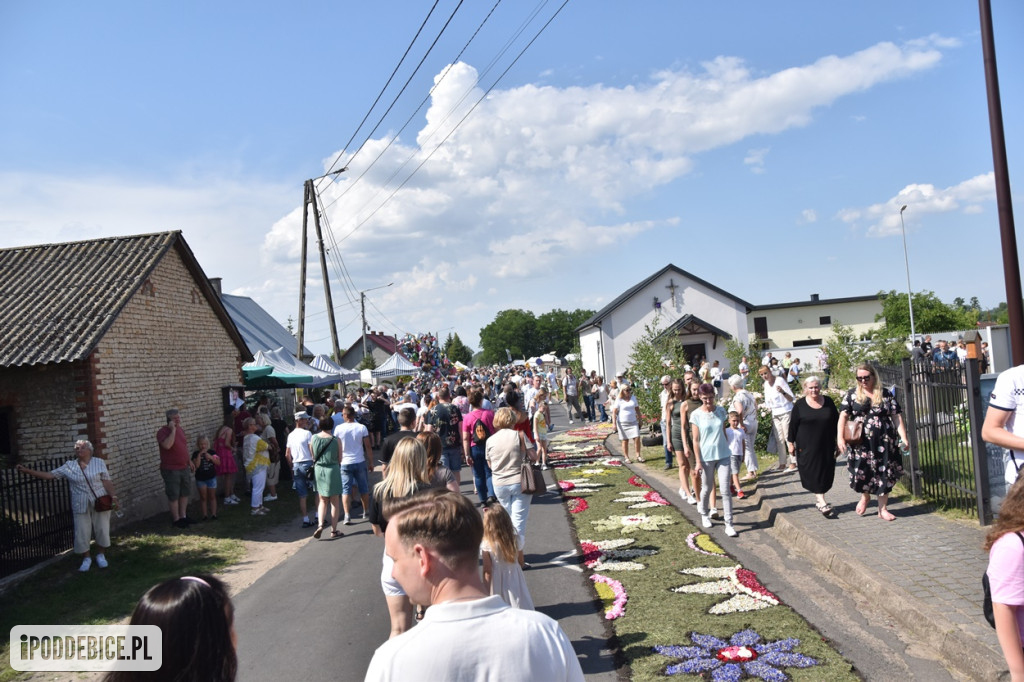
left=518, top=433, right=545, bottom=496
left=83, top=465, right=113, bottom=512
left=843, top=419, right=863, bottom=444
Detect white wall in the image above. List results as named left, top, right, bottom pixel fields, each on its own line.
left=585, top=271, right=748, bottom=378
left=748, top=299, right=881, bottom=349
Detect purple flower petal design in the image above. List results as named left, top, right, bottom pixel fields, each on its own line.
left=669, top=656, right=720, bottom=675
left=729, top=629, right=762, bottom=647
left=653, top=645, right=709, bottom=659
left=755, top=637, right=800, bottom=653
left=743, top=660, right=790, bottom=681
left=711, top=662, right=743, bottom=681
left=758, top=651, right=819, bottom=668
left=692, top=632, right=730, bottom=650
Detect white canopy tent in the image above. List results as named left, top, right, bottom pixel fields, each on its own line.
left=309, top=354, right=360, bottom=383
left=243, top=347, right=341, bottom=388
left=371, top=353, right=420, bottom=379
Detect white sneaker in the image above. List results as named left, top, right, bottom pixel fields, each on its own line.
left=263, top=494, right=277, bottom=502
left=686, top=494, right=697, bottom=505
left=79, top=557, right=92, bottom=572
left=709, top=508, right=718, bottom=518
left=95, top=554, right=108, bottom=568
left=343, top=515, right=352, bottom=525
left=568, top=419, right=574, bottom=424
left=724, top=524, right=738, bottom=537
left=696, top=504, right=706, bottom=516
left=223, top=496, right=238, bottom=505
left=701, top=515, right=712, bottom=528
left=678, top=487, right=685, bottom=499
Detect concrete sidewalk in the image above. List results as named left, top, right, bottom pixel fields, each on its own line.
left=611, top=437, right=1005, bottom=681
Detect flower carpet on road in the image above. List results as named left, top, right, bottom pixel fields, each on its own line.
left=548, top=422, right=855, bottom=681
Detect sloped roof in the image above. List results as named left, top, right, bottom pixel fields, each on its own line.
left=656, top=314, right=733, bottom=341
left=220, top=293, right=311, bottom=358
left=750, top=294, right=879, bottom=311
left=0, top=231, right=250, bottom=367
left=576, top=264, right=753, bottom=332
left=341, top=332, right=398, bottom=358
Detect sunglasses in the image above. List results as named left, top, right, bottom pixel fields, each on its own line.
left=856, top=375, right=873, bottom=383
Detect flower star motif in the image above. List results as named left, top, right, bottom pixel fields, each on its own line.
left=654, top=629, right=819, bottom=680
left=627, top=475, right=652, bottom=489
left=580, top=538, right=657, bottom=571
left=590, top=574, right=628, bottom=619
left=565, top=496, right=589, bottom=514
left=686, top=532, right=727, bottom=557
left=613, top=490, right=670, bottom=508
left=672, top=566, right=780, bottom=614
left=591, top=513, right=675, bottom=534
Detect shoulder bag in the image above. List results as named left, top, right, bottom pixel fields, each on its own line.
left=843, top=389, right=864, bottom=444
left=519, top=433, right=545, bottom=496
left=83, top=463, right=113, bottom=512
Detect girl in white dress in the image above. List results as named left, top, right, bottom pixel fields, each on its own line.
left=481, top=503, right=534, bottom=610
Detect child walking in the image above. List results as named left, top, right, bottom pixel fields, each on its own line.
left=725, top=412, right=747, bottom=500
left=481, top=503, right=534, bottom=609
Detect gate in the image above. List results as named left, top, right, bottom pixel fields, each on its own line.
left=1, top=459, right=74, bottom=579
left=877, top=358, right=990, bottom=523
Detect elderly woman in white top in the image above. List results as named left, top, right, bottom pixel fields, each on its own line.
left=613, top=384, right=644, bottom=463
left=728, top=374, right=759, bottom=480
left=17, top=440, right=117, bottom=572
left=758, top=365, right=796, bottom=472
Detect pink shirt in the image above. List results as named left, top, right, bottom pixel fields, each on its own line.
left=462, top=409, right=495, bottom=447
left=988, top=531, right=1024, bottom=645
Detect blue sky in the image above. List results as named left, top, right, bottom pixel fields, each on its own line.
left=1, top=1, right=1021, bottom=357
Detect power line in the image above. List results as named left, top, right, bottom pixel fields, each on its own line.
left=333, top=0, right=572, bottom=245
left=317, top=0, right=443, bottom=191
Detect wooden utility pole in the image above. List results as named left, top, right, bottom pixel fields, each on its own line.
left=979, top=0, right=1023, bottom=364
left=296, top=177, right=343, bottom=363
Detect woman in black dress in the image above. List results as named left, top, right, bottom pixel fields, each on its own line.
left=836, top=363, right=909, bottom=521
left=786, top=376, right=840, bottom=517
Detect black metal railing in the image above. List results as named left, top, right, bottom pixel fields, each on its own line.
left=1, top=458, right=74, bottom=579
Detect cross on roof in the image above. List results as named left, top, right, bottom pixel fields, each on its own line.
left=666, top=278, right=679, bottom=301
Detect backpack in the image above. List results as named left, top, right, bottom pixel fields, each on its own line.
left=983, top=531, right=1024, bottom=627
left=473, top=417, right=491, bottom=446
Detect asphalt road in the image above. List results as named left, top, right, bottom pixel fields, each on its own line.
left=233, top=409, right=620, bottom=682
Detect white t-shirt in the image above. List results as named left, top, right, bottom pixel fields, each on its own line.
left=285, top=427, right=313, bottom=464
left=762, top=377, right=794, bottom=415
left=615, top=397, right=639, bottom=425
left=364, top=595, right=584, bottom=682
left=726, top=427, right=746, bottom=459
left=332, top=422, right=368, bottom=465
left=988, top=365, right=1024, bottom=484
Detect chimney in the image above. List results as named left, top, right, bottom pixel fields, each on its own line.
left=810, top=294, right=819, bottom=302
left=209, top=278, right=223, bottom=296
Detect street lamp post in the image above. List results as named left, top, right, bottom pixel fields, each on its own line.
left=360, top=282, right=394, bottom=362
left=899, top=205, right=916, bottom=343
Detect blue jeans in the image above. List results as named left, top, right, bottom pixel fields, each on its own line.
left=599, top=403, right=608, bottom=421
left=470, top=444, right=495, bottom=503
left=662, top=419, right=672, bottom=465
left=494, top=483, right=531, bottom=550
left=583, top=395, right=595, bottom=421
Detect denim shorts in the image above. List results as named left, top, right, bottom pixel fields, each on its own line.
left=195, top=477, right=217, bottom=490
left=293, top=462, right=314, bottom=497
left=440, top=447, right=463, bottom=472
left=341, top=462, right=369, bottom=495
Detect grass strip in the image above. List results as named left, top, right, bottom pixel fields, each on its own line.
left=549, top=424, right=858, bottom=681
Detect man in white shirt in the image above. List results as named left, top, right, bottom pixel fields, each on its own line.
left=758, top=365, right=795, bottom=471
left=983, top=364, right=1024, bottom=486
left=738, top=356, right=750, bottom=386
left=761, top=352, right=773, bottom=367
left=365, top=490, right=584, bottom=682
left=333, top=406, right=374, bottom=525
left=285, top=413, right=317, bottom=528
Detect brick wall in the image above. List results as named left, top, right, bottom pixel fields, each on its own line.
left=0, top=363, right=80, bottom=462
left=89, top=249, right=244, bottom=524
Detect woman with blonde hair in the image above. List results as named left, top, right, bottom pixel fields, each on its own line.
left=985, top=478, right=1024, bottom=678
left=665, top=378, right=696, bottom=504
left=368, top=438, right=431, bottom=637
left=837, top=363, right=908, bottom=520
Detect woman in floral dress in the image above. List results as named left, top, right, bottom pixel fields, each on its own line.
left=836, top=363, right=909, bottom=520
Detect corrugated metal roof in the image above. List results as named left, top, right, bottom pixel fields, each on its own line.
left=0, top=232, right=177, bottom=367
left=220, top=293, right=311, bottom=357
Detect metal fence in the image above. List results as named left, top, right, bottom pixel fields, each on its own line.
left=875, top=358, right=990, bottom=522
left=1, top=459, right=74, bottom=579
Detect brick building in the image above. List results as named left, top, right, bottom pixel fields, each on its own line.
left=0, top=232, right=251, bottom=523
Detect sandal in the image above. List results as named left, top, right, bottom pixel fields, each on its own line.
left=330, top=529, right=344, bottom=538
left=313, top=526, right=324, bottom=539
left=816, top=503, right=834, bottom=518
left=636, top=456, right=645, bottom=463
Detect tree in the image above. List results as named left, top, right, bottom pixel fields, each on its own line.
left=822, top=321, right=870, bottom=391
left=443, top=332, right=474, bottom=365
left=478, top=309, right=538, bottom=365
left=357, top=354, right=377, bottom=370
left=621, top=319, right=689, bottom=427
left=536, top=308, right=595, bottom=357
left=724, top=337, right=765, bottom=393
left=875, top=290, right=978, bottom=336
